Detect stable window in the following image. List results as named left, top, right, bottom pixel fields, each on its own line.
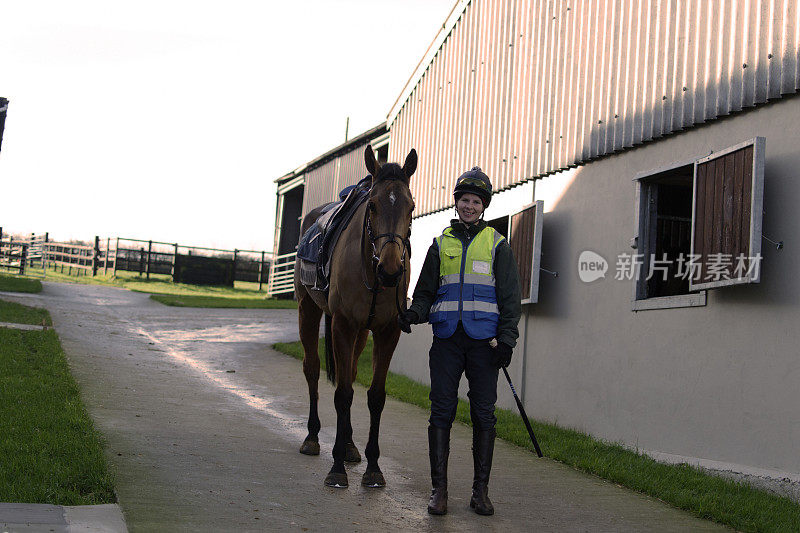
left=508, top=201, right=544, bottom=304
left=632, top=137, right=765, bottom=310
left=376, top=144, right=389, bottom=165
left=487, top=214, right=509, bottom=238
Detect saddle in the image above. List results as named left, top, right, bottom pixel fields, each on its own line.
left=297, top=176, right=372, bottom=291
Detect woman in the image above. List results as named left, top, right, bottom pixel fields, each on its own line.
left=398, top=167, right=521, bottom=516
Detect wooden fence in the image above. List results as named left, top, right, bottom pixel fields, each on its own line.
left=0, top=229, right=274, bottom=290
left=113, top=238, right=272, bottom=288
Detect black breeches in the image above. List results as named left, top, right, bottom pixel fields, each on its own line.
left=428, top=324, right=499, bottom=430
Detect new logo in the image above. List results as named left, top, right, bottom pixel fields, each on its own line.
left=578, top=251, right=608, bottom=283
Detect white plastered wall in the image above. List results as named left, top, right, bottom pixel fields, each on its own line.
left=392, top=98, right=800, bottom=479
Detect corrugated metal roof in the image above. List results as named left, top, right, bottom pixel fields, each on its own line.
left=275, top=122, right=386, bottom=184
left=388, top=0, right=800, bottom=217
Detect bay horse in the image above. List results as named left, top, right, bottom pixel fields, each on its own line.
left=294, top=145, right=416, bottom=488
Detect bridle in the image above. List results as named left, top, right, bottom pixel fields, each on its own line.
left=365, top=211, right=410, bottom=269
left=360, top=197, right=411, bottom=330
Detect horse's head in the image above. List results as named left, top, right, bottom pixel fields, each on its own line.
left=364, top=145, right=416, bottom=288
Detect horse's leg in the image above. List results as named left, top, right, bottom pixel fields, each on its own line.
left=324, top=313, right=356, bottom=488
left=361, top=322, right=400, bottom=488
left=298, top=293, right=323, bottom=456
left=352, top=328, right=368, bottom=383
left=343, top=329, right=369, bottom=463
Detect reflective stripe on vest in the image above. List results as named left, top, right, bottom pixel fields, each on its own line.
left=428, top=226, right=505, bottom=339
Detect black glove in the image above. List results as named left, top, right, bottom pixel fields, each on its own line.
left=397, top=310, right=418, bottom=334
left=491, top=342, right=513, bottom=369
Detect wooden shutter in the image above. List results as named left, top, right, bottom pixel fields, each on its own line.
left=508, top=200, right=544, bottom=304
left=689, top=137, right=765, bottom=291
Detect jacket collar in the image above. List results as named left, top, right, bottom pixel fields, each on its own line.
left=447, top=218, right=487, bottom=240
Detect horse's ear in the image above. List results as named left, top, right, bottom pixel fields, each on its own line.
left=365, top=145, right=380, bottom=177
left=403, top=149, right=417, bottom=179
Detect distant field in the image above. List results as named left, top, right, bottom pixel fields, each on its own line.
left=33, top=269, right=298, bottom=309
left=150, top=294, right=297, bottom=308
left=43, top=269, right=265, bottom=295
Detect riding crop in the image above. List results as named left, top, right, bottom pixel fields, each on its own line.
left=490, top=339, right=543, bottom=458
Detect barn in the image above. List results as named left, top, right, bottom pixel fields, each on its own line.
left=269, top=123, right=388, bottom=296
left=272, top=0, right=800, bottom=483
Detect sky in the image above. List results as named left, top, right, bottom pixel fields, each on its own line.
left=0, top=0, right=454, bottom=252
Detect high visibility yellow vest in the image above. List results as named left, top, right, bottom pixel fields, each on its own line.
left=428, top=225, right=505, bottom=339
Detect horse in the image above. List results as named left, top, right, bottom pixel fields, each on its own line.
left=294, top=145, right=417, bottom=488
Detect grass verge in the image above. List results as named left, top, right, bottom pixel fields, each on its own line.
left=0, top=273, right=43, bottom=293
left=38, top=268, right=297, bottom=309
left=273, top=338, right=800, bottom=533
left=0, top=310, right=115, bottom=504
left=0, top=299, right=52, bottom=326
left=150, top=294, right=298, bottom=308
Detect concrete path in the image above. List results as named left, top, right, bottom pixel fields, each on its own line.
left=0, top=321, right=48, bottom=331
left=2, top=283, right=730, bottom=532
left=0, top=502, right=126, bottom=533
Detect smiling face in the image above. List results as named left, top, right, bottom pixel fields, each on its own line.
left=456, top=192, right=485, bottom=224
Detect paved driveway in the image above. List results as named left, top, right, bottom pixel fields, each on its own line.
left=3, top=282, right=729, bottom=532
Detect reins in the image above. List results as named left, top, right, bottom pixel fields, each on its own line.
left=360, top=204, right=410, bottom=330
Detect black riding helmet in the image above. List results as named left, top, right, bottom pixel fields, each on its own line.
left=453, top=166, right=493, bottom=208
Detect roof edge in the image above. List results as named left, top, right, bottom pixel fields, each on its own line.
left=274, top=122, right=387, bottom=183
left=386, top=0, right=470, bottom=127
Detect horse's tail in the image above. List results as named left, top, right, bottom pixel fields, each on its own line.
left=324, top=313, right=336, bottom=384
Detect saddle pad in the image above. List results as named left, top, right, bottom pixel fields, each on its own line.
left=297, top=201, right=339, bottom=263
left=296, top=175, right=373, bottom=291
left=320, top=179, right=371, bottom=279
left=297, top=224, right=323, bottom=263
left=299, top=258, right=318, bottom=286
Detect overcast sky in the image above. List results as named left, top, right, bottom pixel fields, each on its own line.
left=0, top=0, right=454, bottom=252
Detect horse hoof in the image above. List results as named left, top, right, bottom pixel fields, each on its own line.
left=324, top=471, right=348, bottom=488
left=299, top=439, right=320, bottom=456
left=344, top=442, right=361, bottom=463
left=361, top=470, right=386, bottom=488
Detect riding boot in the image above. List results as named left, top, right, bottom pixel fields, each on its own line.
left=427, top=425, right=450, bottom=515
left=469, top=427, right=495, bottom=516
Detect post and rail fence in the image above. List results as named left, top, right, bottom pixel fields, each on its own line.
left=0, top=228, right=281, bottom=292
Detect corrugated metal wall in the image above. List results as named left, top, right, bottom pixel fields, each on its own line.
left=300, top=141, right=372, bottom=217
left=389, top=0, right=800, bottom=217
left=301, top=159, right=338, bottom=218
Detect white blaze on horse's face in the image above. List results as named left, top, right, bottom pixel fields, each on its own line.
left=370, top=179, right=414, bottom=288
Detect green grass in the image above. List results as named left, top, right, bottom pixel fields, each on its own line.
left=0, top=273, right=43, bottom=293
left=273, top=338, right=800, bottom=533
left=0, top=325, right=116, bottom=504
left=0, top=299, right=52, bottom=326
left=150, top=293, right=298, bottom=308
left=41, top=268, right=296, bottom=308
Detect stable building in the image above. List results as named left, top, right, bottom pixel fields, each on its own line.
left=272, top=0, right=800, bottom=484
left=269, top=123, right=388, bottom=296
